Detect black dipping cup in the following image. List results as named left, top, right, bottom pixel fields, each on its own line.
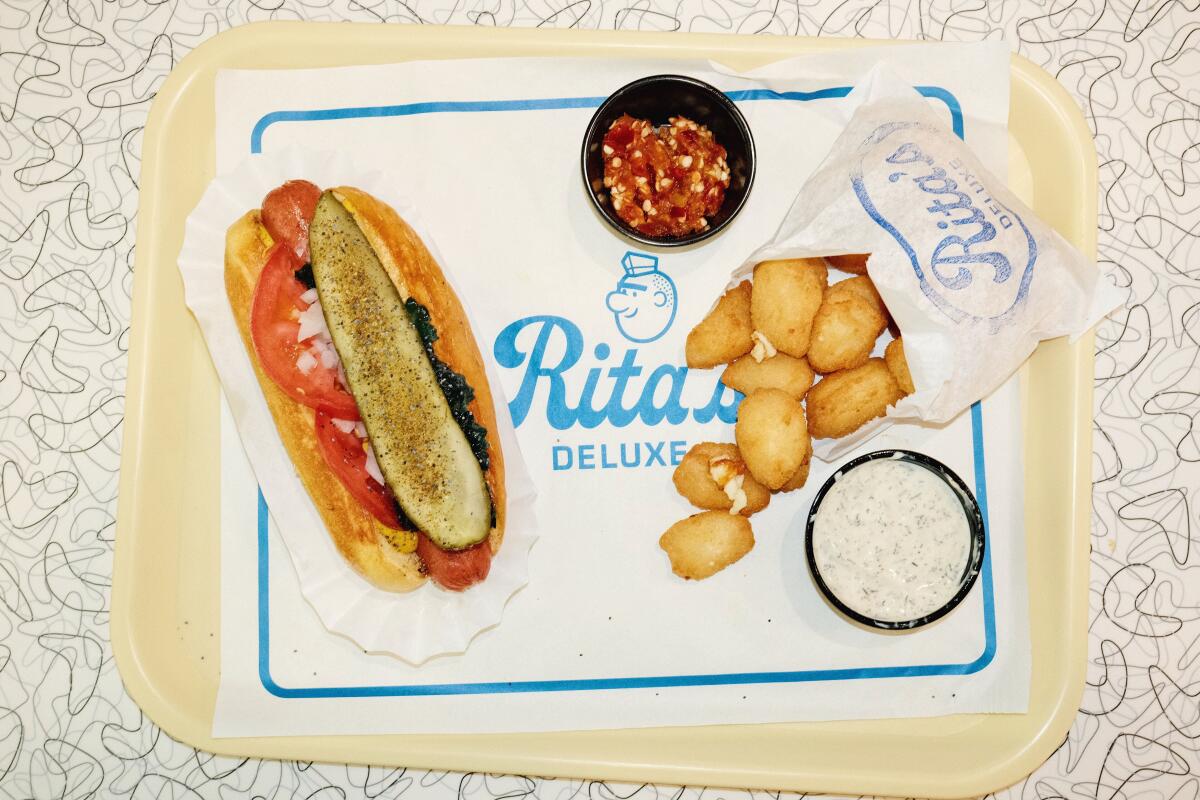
left=804, top=450, right=987, bottom=632
left=581, top=74, right=755, bottom=248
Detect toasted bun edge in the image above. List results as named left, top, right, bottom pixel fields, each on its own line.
left=224, top=210, right=427, bottom=592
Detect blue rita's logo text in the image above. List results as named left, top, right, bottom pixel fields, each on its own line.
left=493, top=315, right=739, bottom=472
left=851, top=121, right=1038, bottom=329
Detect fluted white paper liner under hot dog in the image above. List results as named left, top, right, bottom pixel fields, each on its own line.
left=737, top=66, right=1123, bottom=459
left=179, top=147, right=538, bottom=663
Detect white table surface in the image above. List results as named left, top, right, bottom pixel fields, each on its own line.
left=0, top=2, right=1193, bottom=798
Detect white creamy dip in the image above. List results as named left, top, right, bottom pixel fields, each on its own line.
left=812, top=458, right=971, bottom=623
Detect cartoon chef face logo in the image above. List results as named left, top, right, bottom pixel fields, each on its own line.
left=604, top=252, right=678, bottom=344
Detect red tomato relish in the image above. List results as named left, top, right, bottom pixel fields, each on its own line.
left=601, top=114, right=731, bottom=238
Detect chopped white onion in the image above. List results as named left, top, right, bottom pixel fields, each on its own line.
left=331, top=418, right=357, bottom=434
left=308, top=335, right=340, bottom=370
left=295, top=350, right=318, bottom=375
left=363, top=441, right=385, bottom=485
left=318, top=342, right=339, bottom=368
left=297, top=300, right=330, bottom=342
left=299, top=288, right=319, bottom=304
left=354, top=422, right=367, bottom=438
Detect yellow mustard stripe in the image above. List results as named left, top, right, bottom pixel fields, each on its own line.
left=381, top=526, right=419, bottom=554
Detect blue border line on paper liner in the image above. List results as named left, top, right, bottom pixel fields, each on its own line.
left=249, top=86, right=965, bottom=154
left=250, top=84, right=992, bottom=699
left=257, top=403, right=994, bottom=698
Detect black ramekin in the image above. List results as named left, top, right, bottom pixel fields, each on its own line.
left=580, top=74, right=755, bottom=248
left=804, top=449, right=986, bottom=632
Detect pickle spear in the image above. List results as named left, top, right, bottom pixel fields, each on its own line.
left=308, top=192, right=490, bottom=551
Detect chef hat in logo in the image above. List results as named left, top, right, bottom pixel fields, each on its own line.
left=621, top=252, right=659, bottom=277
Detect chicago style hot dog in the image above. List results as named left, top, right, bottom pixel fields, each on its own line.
left=225, top=180, right=506, bottom=592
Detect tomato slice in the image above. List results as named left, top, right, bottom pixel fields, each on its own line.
left=314, top=411, right=401, bottom=529
left=317, top=411, right=495, bottom=588
left=416, top=535, right=492, bottom=592
left=250, top=244, right=360, bottom=419
left=261, top=180, right=321, bottom=261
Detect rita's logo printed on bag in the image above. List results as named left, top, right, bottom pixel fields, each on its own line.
left=603, top=252, right=678, bottom=344
left=850, top=121, right=1038, bottom=329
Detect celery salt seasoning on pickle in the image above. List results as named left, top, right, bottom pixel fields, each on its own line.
left=805, top=450, right=985, bottom=631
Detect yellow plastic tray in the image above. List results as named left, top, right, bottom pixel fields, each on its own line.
left=113, top=22, right=1096, bottom=798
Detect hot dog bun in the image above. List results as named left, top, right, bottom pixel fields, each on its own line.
left=224, top=187, right=505, bottom=591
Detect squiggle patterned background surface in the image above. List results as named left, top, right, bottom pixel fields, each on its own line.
left=0, top=0, right=1196, bottom=797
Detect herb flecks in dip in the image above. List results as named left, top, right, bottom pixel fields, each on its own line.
left=812, top=458, right=970, bottom=623
left=602, top=114, right=730, bottom=239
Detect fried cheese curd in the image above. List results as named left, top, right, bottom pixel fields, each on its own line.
left=662, top=256, right=925, bottom=581
left=673, top=442, right=771, bottom=516
left=660, top=511, right=755, bottom=580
